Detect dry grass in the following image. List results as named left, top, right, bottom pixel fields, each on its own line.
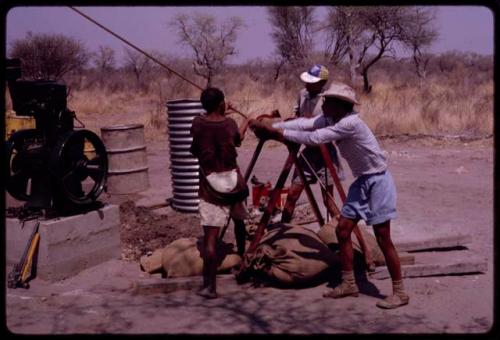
left=360, top=77, right=493, bottom=137
left=65, top=75, right=492, bottom=141
left=5, top=58, right=493, bottom=141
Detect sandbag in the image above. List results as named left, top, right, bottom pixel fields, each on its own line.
left=140, top=237, right=242, bottom=278
left=317, top=222, right=385, bottom=265
left=140, top=248, right=164, bottom=274
left=240, top=224, right=339, bottom=287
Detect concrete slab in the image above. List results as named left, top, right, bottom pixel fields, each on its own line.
left=6, top=204, right=121, bottom=282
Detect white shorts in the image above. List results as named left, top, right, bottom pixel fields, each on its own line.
left=198, top=199, right=249, bottom=227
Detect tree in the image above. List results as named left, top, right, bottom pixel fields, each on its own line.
left=267, top=6, right=316, bottom=78
left=9, top=32, right=90, bottom=81
left=323, top=6, right=438, bottom=92
left=170, top=13, right=244, bottom=87
left=400, top=7, right=438, bottom=79
left=93, top=45, right=116, bottom=73
left=123, top=48, right=154, bottom=89
left=322, top=7, right=364, bottom=84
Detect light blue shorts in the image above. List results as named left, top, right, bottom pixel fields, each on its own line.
left=341, top=170, right=397, bottom=226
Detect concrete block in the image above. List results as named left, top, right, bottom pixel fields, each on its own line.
left=6, top=204, right=121, bottom=282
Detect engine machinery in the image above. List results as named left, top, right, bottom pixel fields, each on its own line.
left=5, top=58, right=108, bottom=216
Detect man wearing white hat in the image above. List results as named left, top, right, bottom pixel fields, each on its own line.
left=249, top=82, right=409, bottom=309
left=281, top=64, right=344, bottom=226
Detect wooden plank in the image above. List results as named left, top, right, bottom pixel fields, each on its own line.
left=399, top=252, right=415, bottom=266
left=131, top=274, right=234, bottom=295
left=369, top=259, right=488, bottom=280
left=374, top=252, right=415, bottom=266
left=131, top=276, right=202, bottom=295
left=394, top=234, right=472, bottom=252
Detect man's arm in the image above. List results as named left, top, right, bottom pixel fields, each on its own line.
left=272, top=114, right=326, bottom=131
left=283, top=127, right=343, bottom=146
left=250, top=117, right=352, bottom=146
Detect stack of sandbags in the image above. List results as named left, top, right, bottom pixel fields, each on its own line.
left=140, top=237, right=242, bottom=278
left=238, top=223, right=340, bottom=287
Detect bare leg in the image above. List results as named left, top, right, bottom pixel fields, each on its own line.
left=323, top=216, right=359, bottom=298
left=281, top=182, right=304, bottom=223
left=372, top=221, right=401, bottom=280
left=321, top=184, right=375, bottom=271
left=336, top=216, right=357, bottom=272
left=373, top=220, right=409, bottom=308
left=352, top=225, right=376, bottom=272
left=197, top=226, right=219, bottom=299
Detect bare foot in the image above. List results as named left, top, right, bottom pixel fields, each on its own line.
left=196, top=287, right=218, bottom=299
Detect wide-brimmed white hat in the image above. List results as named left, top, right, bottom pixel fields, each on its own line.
left=320, top=81, right=360, bottom=105
left=300, top=64, right=329, bottom=83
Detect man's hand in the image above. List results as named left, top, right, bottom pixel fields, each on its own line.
left=249, top=119, right=284, bottom=142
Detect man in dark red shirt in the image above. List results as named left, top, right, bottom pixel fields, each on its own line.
left=190, top=87, right=249, bottom=299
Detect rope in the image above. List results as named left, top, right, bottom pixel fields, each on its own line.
left=68, top=6, right=248, bottom=119
left=299, top=151, right=335, bottom=203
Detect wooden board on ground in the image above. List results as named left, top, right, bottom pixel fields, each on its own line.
left=131, top=274, right=235, bottom=295
left=398, top=252, right=415, bottom=265
left=369, top=250, right=487, bottom=280
left=394, top=234, right=472, bottom=252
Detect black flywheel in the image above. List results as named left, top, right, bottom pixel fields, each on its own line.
left=5, top=129, right=40, bottom=201
left=50, top=129, right=108, bottom=205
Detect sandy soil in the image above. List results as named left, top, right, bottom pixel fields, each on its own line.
left=4, top=133, right=495, bottom=335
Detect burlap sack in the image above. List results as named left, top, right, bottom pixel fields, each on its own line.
left=317, top=221, right=385, bottom=265
left=140, top=237, right=242, bottom=278
left=162, top=237, right=242, bottom=278
left=140, top=248, right=164, bottom=274
left=241, top=224, right=339, bottom=286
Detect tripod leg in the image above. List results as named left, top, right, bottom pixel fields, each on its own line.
left=319, top=144, right=346, bottom=201
left=244, top=139, right=265, bottom=182
left=245, top=143, right=298, bottom=254
left=292, top=154, right=325, bottom=227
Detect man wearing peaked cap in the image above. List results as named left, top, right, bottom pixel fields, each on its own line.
left=299, top=64, right=330, bottom=83
left=280, top=65, right=346, bottom=234
left=249, top=82, right=409, bottom=309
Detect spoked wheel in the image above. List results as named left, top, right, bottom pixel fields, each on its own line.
left=5, top=129, right=40, bottom=201
left=51, top=129, right=108, bottom=205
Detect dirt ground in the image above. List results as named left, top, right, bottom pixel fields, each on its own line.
left=4, top=133, right=495, bottom=335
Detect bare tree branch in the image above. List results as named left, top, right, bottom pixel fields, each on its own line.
left=170, top=13, right=244, bottom=87
left=267, top=6, right=315, bottom=72
left=322, top=6, right=438, bottom=92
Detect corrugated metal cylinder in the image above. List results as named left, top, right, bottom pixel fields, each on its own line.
left=100, top=124, right=150, bottom=194
left=166, top=99, right=204, bottom=213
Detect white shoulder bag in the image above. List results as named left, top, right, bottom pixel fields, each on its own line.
left=205, top=169, right=238, bottom=193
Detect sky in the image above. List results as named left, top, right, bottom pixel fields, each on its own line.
left=4, top=6, right=494, bottom=65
